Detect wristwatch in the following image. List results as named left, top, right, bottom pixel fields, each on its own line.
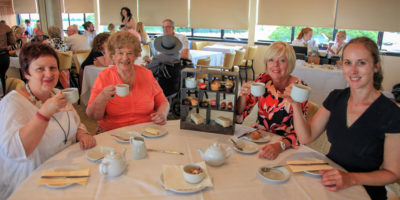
left=279, top=141, right=286, bottom=152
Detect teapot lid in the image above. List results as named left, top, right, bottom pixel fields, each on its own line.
left=210, top=143, right=222, bottom=150
left=106, top=150, right=120, bottom=160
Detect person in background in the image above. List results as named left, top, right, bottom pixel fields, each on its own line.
left=0, top=20, right=5, bottom=24
left=287, top=37, right=400, bottom=200
left=108, top=23, right=117, bottom=34
left=33, top=20, right=40, bottom=35
left=235, top=41, right=308, bottom=160
left=136, top=22, right=149, bottom=45
left=0, top=43, right=96, bottom=199
left=327, top=31, right=347, bottom=57
left=8, top=27, right=25, bottom=57
left=24, top=19, right=33, bottom=38
left=86, top=31, right=169, bottom=133
left=0, top=22, right=15, bottom=97
left=119, top=24, right=126, bottom=31
left=162, top=19, right=189, bottom=59
left=145, top=35, right=181, bottom=74
left=292, top=27, right=317, bottom=54
left=83, top=21, right=97, bottom=47
left=65, top=25, right=90, bottom=52
left=120, top=7, right=136, bottom=31
left=44, top=26, right=68, bottom=52
left=30, top=29, right=47, bottom=43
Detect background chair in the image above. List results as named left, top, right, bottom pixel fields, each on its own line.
left=75, top=49, right=91, bottom=54
left=57, top=51, right=75, bottom=88
left=5, top=77, right=25, bottom=95
left=192, top=41, right=209, bottom=50
left=232, top=50, right=245, bottom=72
left=305, top=101, right=319, bottom=121
left=221, top=52, right=235, bottom=72
left=239, top=46, right=258, bottom=84
left=141, top=44, right=151, bottom=57
left=72, top=52, right=90, bottom=96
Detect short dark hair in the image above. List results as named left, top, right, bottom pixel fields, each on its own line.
left=25, top=19, right=30, bottom=24
left=19, top=43, right=59, bottom=76
left=83, top=21, right=93, bottom=31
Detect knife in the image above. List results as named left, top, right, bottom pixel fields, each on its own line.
left=41, top=176, right=89, bottom=179
left=147, top=148, right=184, bottom=155
left=288, top=163, right=329, bottom=166
left=237, top=130, right=253, bottom=139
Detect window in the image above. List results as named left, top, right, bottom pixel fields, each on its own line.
left=193, top=28, right=221, bottom=38
left=19, top=13, right=40, bottom=29
left=340, top=29, right=378, bottom=42
left=294, top=27, right=334, bottom=45
left=255, top=25, right=292, bottom=42
left=175, top=27, right=191, bottom=36
left=61, top=13, right=95, bottom=31
left=382, top=32, right=400, bottom=53
left=224, top=29, right=248, bottom=40
left=144, top=26, right=163, bottom=35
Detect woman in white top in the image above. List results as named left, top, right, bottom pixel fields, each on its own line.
left=0, top=43, right=96, bottom=199
left=292, top=27, right=318, bottom=54
left=328, top=31, right=346, bottom=57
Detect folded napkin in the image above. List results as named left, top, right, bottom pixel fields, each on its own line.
left=162, top=162, right=213, bottom=191
left=37, top=168, right=90, bottom=186
left=287, top=160, right=333, bottom=173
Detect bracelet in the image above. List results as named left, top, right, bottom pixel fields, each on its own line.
left=36, top=112, right=50, bottom=122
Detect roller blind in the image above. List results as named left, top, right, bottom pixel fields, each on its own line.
left=138, top=0, right=187, bottom=27
left=336, top=0, right=400, bottom=32
left=191, top=0, right=249, bottom=29
left=64, top=0, right=94, bottom=13
left=13, top=0, right=37, bottom=13
left=99, top=0, right=137, bottom=26
left=258, top=0, right=335, bottom=28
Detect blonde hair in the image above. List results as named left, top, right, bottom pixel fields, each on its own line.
left=264, top=41, right=296, bottom=75
left=336, top=31, right=347, bottom=39
left=107, top=31, right=141, bottom=58
left=296, top=27, right=313, bottom=40
left=136, top=22, right=149, bottom=41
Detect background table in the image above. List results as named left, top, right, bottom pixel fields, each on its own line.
left=202, top=44, right=243, bottom=55
left=9, top=120, right=369, bottom=200
left=190, top=50, right=223, bottom=66
left=292, top=61, right=347, bottom=105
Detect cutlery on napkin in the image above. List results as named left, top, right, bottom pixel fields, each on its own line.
left=148, top=148, right=184, bottom=155
left=37, top=169, right=90, bottom=185
left=286, top=160, right=333, bottom=172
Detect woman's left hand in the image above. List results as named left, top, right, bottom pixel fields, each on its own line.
left=79, top=133, right=97, bottom=149
left=258, top=142, right=281, bottom=160
left=151, top=111, right=167, bottom=125
left=320, top=169, right=355, bottom=191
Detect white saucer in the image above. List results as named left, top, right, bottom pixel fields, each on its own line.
left=113, top=131, right=140, bottom=143
left=242, top=130, right=271, bottom=143
left=233, top=140, right=259, bottom=154
left=141, top=125, right=168, bottom=138
left=160, top=173, right=207, bottom=194
left=86, top=146, right=114, bottom=162
left=257, top=164, right=290, bottom=184
left=45, top=166, right=81, bottom=189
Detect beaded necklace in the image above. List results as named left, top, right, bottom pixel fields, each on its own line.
left=25, top=84, right=70, bottom=144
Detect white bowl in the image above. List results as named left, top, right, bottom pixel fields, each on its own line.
left=183, top=164, right=205, bottom=184
left=185, top=78, right=197, bottom=89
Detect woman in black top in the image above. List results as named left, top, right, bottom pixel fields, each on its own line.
left=287, top=37, right=400, bottom=200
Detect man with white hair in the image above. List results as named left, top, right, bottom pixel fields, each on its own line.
left=65, top=25, right=90, bottom=52
left=162, top=19, right=189, bottom=59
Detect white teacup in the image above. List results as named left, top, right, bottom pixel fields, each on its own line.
left=62, top=88, right=79, bottom=104
left=116, top=84, right=129, bottom=97
left=291, top=84, right=311, bottom=103
left=250, top=82, right=265, bottom=97
left=183, top=164, right=205, bottom=184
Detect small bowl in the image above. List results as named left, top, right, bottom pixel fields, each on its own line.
left=183, top=164, right=205, bottom=184
left=185, top=78, right=197, bottom=89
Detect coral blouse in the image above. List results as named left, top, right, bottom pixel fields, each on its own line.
left=88, top=65, right=167, bottom=131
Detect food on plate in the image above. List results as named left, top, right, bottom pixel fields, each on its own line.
left=210, top=100, right=217, bottom=108
left=186, top=166, right=203, bottom=174
left=215, top=116, right=232, bottom=127
left=211, top=80, right=221, bottom=91
left=183, top=99, right=191, bottom=105
left=144, top=127, right=160, bottom=135
left=190, top=98, right=198, bottom=106
left=220, top=102, right=226, bottom=109
left=225, top=80, right=234, bottom=93
left=200, top=100, right=209, bottom=107
left=199, top=82, right=207, bottom=90
left=251, top=131, right=261, bottom=140
left=227, top=102, right=233, bottom=109
left=190, top=113, right=205, bottom=125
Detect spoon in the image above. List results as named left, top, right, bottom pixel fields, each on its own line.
left=230, top=139, right=243, bottom=151
left=261, top=165, right=284, bottom=173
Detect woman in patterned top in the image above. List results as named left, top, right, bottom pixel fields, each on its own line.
left=236, top=41, right=308, bottom=160
left=44, top=26, right=68, bottom=52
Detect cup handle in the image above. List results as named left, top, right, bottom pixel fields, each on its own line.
left=99, top=162, right=108, bottom=175
left=225, top=147, right=233, bottom=159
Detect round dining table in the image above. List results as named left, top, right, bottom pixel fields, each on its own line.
left=8, top=120, right=370, bottom=200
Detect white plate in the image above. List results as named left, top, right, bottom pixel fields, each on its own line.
left=45, top=166, right=81, bottom=189
left=257, top=164, right=290, bottom=184
left=86, top=146, right=114, bottom=162
left=243, top=130, right=271, bottom=143
left=113, top=131, right=140, bottom=143
left=141, top=125, right=168, bottom=138
left=233, top=140, right=259, bottom=154
left=160, top=173, right=207, bottom=194
left=303, top=170, right=323, bottom=177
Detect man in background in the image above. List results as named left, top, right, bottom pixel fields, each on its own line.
left=0, top=23, right=15, bottom=97
left=65, top=25, right=90, bottom=52
left=83, top=21, right=96, bottom=47
left=24, top=19, right=33, bottom=38
left=162, top=19, right=189, bottom=59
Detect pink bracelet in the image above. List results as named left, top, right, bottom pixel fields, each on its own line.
left=36, top=112, right=50, bottom=122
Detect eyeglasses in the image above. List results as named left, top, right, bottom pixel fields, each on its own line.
left=163, top=26, right=173, bottom=29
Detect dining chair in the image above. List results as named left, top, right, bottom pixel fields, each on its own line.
left=75, top=49, right=91, bottom=54
left=5, top=77, right=25, bottom=95
left=72, top=52, right=90, bottom=96
left=57, top=51, right=75, bottom=88
left=305, top=101, right=319, bottom=121
left=239, top=46, right=258, bottom=84
left=221, top=52, right=235, bottom=72
left=232, top=50, right=245, bottom=72
left=141, top=44, right=151, bottom=57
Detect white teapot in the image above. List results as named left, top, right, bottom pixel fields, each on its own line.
left=99, top=149, right=126, bottom=177
left=198, top=143, right=233, bottom=166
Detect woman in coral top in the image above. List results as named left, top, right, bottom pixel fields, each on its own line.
left=86, top=31, right=169, bottom=133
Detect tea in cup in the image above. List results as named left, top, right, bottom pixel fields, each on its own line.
left=116, top=84, right=129, bottom=97
left=250, top=82, right=265, bottom=97
left=290, top=84, right=311, bottom=103
left=62, top=88, right=79, bottom=104
left=183, top=164, right=205, bottom=184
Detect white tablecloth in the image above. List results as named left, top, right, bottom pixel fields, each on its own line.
left=9, top=120, right=369, bottom=200
left=292, top=61, right=347, bottom=105
left=9, top=57, right=20, bottom=69
left=6, top=57, right=22, bottom=79
left=190, top=50, right=223, bottom=66
left=202, top=44, right=243, bottom=55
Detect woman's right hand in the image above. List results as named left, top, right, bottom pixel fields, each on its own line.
left=38, top=91, right=70, bottom=118
left=239, top=81, right=253, bottom=97
left=100, top=85, right=116, bottom=102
